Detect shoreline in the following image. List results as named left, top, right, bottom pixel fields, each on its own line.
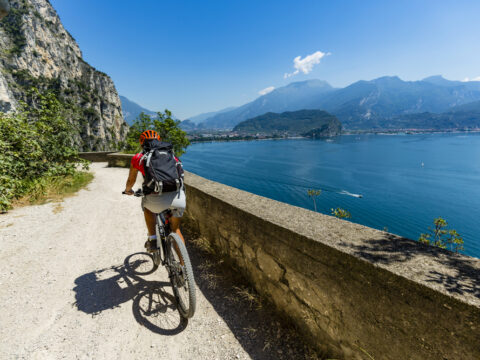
left=189, top=129, right=480, bottom=144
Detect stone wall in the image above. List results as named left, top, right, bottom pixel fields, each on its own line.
left=78, top=151, right=117, bottom=162
left=182, top=171, right=480, bottom=360
left=78, top=151, right=133, bottom=167
left=106, top=152, right=133, bottom=168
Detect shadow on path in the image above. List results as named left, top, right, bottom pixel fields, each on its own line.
left=184, top=228, right=324, bottom=360
left=73, top=252, right=187, bottom=335
left=74, top=243, right=324, bottom=359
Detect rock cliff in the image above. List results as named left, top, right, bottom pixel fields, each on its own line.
left=0, top=0, right=127, bottom=150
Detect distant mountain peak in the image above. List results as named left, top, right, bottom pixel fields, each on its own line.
left=421, top=75, right=461, bottom=86
left=119, top=95, right=156, bottom=125
left=372, top=75, right=402, bottom=84
left=422, top=75, right=446, bottom=81
left=186, top=106, right=238, bottom=124
left=285, top=79, right=332, bottom=88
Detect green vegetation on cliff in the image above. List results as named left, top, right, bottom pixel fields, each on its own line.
left=233, top=109, right=342, bottom=136
left=0, top=0, right=127, bottom=151
left=0, top=0, right=28, bottom=56
left=0, top=89, right=89, bottom=212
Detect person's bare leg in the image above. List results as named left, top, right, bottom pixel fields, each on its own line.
left=144, top=208, right=156, bottom=236
left=170, top=216, right=185, bottom=245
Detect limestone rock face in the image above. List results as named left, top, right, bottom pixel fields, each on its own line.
left=0, top=0, right=128, bottom=150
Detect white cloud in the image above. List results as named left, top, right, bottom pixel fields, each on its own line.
left=258, top=86, right=275, bottom=95
left=462, top=76, right=480, bottom=82
left=284, top=50, right=330, bottom=78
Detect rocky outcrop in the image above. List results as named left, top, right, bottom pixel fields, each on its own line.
left=0, top=0, right=127, bottom=150
left=0, top=0, right=9, bottom=20
left=301, top=121, right=342, bottom=138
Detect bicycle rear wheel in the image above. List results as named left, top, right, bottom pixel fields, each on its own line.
left=167, top=233, right=196, bottom=318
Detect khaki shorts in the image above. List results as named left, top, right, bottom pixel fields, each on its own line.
left=141, top=189, right=186, bottom=217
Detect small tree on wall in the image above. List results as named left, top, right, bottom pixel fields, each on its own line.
left=331, top=207, right=351, bottom=219
left=419, top=217, right=464, bottom=253
left=307, top=189, right=321, bottom=212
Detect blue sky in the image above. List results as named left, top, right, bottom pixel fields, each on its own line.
left=50, top=0, right=480, bottom=119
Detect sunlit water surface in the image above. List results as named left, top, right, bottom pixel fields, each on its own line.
left=182, top=133, right=480, bottom=258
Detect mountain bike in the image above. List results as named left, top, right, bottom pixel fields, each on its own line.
left=123, top=189, right=196, bottom=318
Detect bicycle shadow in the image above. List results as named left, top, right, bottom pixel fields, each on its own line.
left=73, top=252, right=187, bottom=335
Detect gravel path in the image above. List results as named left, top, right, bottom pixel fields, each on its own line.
left=0, top=163, right=320, bottom=360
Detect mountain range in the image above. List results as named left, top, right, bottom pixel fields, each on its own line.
left=194, top=76, right=480, bottom=130
left=385, top=100, right=480, bottom=130
left=186, top=106, right=237, bottom=124
left=119, top=95, right=156, bottom=125
left=199, top=79, right=334, bottom=129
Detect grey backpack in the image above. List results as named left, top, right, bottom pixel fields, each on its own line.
left=141, top=139, right=184, bottom=195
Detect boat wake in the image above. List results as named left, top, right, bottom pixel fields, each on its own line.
left=339, top=190, right=363, bottom=198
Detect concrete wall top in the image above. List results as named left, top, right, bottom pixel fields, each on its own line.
left=184, top=171, right=480, bottom=309
left=78, top=151, right=118, bottom=162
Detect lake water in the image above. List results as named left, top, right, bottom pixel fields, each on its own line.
left=181, top=133, right=480, bottom=258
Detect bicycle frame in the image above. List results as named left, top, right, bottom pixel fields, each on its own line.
left=154, top=210, right=173, bottom=267
left=122, top=189, right=195, bottom=318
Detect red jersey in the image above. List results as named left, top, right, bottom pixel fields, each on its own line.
left=131, top=153, right=145, bottom=176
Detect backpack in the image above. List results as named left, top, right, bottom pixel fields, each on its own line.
left=141, top=139, right=184, bottom=195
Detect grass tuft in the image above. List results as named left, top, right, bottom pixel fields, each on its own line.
left=191, top=236, right=216, bottom=254
left=12, top=171, right=94, bottom=208
left=232, top=285, right=262, bottom=310
left=52, top=203, right=64, bottom=214
left=200, top=272, right=221, bottom=289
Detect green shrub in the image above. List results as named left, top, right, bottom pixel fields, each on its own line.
left=15, top=171, right=93, bottom=206
left=331, top=207, right=351, bottom=219
left=0, top=88, right=88, bottom=212
left=419, top=217, right=464, bottom=253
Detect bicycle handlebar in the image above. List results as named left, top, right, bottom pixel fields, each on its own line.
left=122, top=189, right=143, bottom=197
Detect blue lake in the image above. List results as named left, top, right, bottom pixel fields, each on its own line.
left=181, top=133, right=480, bottom=258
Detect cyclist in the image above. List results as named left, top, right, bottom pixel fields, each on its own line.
left=123, top=130, right=186, bottom=252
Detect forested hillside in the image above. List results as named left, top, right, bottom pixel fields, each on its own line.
left=233, top=109, right=342, bottom=137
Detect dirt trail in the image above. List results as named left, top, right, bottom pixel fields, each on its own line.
left=0, top=163, right=318, bottom=360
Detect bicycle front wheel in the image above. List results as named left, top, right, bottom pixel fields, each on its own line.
left=167, top=233, right=196, bottom=318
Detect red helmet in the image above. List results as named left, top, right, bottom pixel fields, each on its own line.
left=139, top=130, right=160, bottom=145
